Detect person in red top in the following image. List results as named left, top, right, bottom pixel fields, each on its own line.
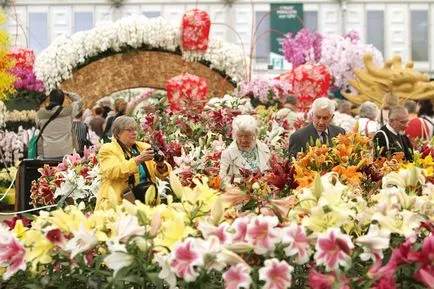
left=404, top=100, right=431, bottom=145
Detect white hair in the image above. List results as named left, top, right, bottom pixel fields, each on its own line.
left=359, top=101, right=379, bottom=120
left=232, top=114, right=259, bottom=139
left=311, top=97, right=335, bottom=115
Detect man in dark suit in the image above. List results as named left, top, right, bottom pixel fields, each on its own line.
left=288, top=97, right=346, bottom=160
left=373, top=105, right=413, bottom=161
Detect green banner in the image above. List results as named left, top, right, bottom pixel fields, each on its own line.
left=270, top=3, right=304, bottom=69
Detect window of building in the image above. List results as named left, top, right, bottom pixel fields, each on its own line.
left=74, top=12, right=93, bottom=33
left=304, top=11, right=318, bottom=32
left=29, top=12, right=48, bottom=53
left=143, top=11, right=161, bottom=18
left=254, top=11, right=270, bottom=63
left=411, top=10, right=428, bottom=61
left=366, top=11, right=384, bottom=55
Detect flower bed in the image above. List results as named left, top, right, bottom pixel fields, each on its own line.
left=2, top=91, right=433, bottom=288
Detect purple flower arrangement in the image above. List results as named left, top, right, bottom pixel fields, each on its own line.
left=9, top=67, right=44, bottom=92
left=282, top=29, right=383, bottom=90
left=282, top=28, right=323, bottom=68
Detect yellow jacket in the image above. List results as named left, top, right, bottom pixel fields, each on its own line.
left=95, top=140, right=171, bottom=210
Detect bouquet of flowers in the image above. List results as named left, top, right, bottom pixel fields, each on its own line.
left=234, top=76, right=292, bottom=107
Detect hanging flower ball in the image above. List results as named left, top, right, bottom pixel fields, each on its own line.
left=181, top=9, right=211, bottom=51
left=291, top=63, right=331, bottom=112
left=166, top=73, right=208, bottom=113
left=7, top=48, right=35, bottom=69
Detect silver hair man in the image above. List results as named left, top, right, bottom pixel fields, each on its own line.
left=312, top=97, right=335, bottom=115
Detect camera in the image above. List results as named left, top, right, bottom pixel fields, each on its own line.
left=153, top=147, right=165, bottom=162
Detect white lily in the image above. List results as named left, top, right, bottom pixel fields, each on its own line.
left=104, top=252, right=134, bottom=277
left=65, top=225, right=98, bottom=258
left=356, top=224, right=390, bottom=261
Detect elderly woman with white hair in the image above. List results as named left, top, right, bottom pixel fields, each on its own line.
left=357, top=101, right=380, bottom=137
left=219, top=114, right=271, bottom=183
left=288, top=97, right=345, bottom=160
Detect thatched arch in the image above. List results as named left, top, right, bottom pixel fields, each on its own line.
left=60, top=51, right=236, bottom=108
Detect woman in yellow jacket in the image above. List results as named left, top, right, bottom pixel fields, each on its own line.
left=96, top=116, right=171, bottom=210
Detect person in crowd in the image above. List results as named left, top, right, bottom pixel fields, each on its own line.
left=99, top=98, right=112, bottom=119
left=418, top=99, right=434, bottom=137
left=379, top=92, right=399, bottom=125
left=89, top=106, right=105, bottom=138
left=288, top=97, right=346, bottom=160
left=373, top=105, right=413, bottom=161
left=102, top=98, right=127, bottom=143
left=36, top=89, right=82, bottom=159
left=219, top=114, right=271, bottom=183
left=275, top=95, right=299, bottom=128
left=72, top=110, right=94, bottom=156
left=96, top=116, right=171, bottom=210
left=404, top=100, right=431, bottom=143
left=357, top=101, right=380, bottom=137
left=337, top=100, right=353, bottom=116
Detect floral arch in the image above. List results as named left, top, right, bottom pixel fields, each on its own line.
left=34, top=16, right=245, bottom=107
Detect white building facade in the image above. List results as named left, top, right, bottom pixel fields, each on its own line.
left=4, top=0, right=434, bottom=75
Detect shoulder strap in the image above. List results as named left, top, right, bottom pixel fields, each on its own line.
left=422, top=116, right=434, bottom=127
left=419, top=118, right=429, bottom=139
left=376, top=129, right=389, bottom=150
left=36, top=106, right=63, bottom=142
left=364, top=120, right=371, bottom=136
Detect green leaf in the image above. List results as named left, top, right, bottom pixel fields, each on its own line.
left=146, top=272, right=164, bottom=289
left=24, top=285, right=42, bottom=289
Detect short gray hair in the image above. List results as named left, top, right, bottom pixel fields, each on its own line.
left=337, top=100, right=351, bottom=111
left=359, top=101, right=379, bottom=120
left=112, top=116, right=137, bottom=138
left=312, top=97, right=335, bottom=115
left=388, top=105, right=408, bottom=120
left=404, top=100, right=417, bottom=114
left=232, top=114, right=259, bottom=139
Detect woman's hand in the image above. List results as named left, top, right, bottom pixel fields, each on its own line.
left=135, top=148, right=154, bottom=164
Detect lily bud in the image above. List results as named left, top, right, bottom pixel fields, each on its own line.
left=312, top=173, right=324, bottom=200
left=217, top=248, right=249, bottom=266
left=150, top=211, right=162, bottom=237
left=225, top=242, right=254, bottom=253
left=145, top=185, right=156, bottom=206
left=169, top=171, right=184, bottom=199
left=210, top=196, right=224, bottom=226
left=408, top=166, right=422, bottom=188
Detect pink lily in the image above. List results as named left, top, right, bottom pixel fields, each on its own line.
left=258, top=258, right=294, bottom=289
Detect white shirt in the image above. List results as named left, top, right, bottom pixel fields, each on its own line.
left=357, top=118, right=380, bottom=136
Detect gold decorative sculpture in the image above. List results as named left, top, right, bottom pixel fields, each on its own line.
left=343, top=53, right=434, bottom=105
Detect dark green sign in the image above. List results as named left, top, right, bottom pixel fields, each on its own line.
left=270, top=3, right=304, bottom=68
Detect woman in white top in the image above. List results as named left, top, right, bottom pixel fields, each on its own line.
left=357, top=101, right=380, bottom=137
left=219, top=115, right=271, bottom=183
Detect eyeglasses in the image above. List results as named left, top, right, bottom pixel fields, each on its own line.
left=124, top=128, right=137, bottom=133
left=236, top=134, right=255, bottom=140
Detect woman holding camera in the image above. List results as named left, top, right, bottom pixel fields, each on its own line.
left=96, top=116, right=171, bottom=210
